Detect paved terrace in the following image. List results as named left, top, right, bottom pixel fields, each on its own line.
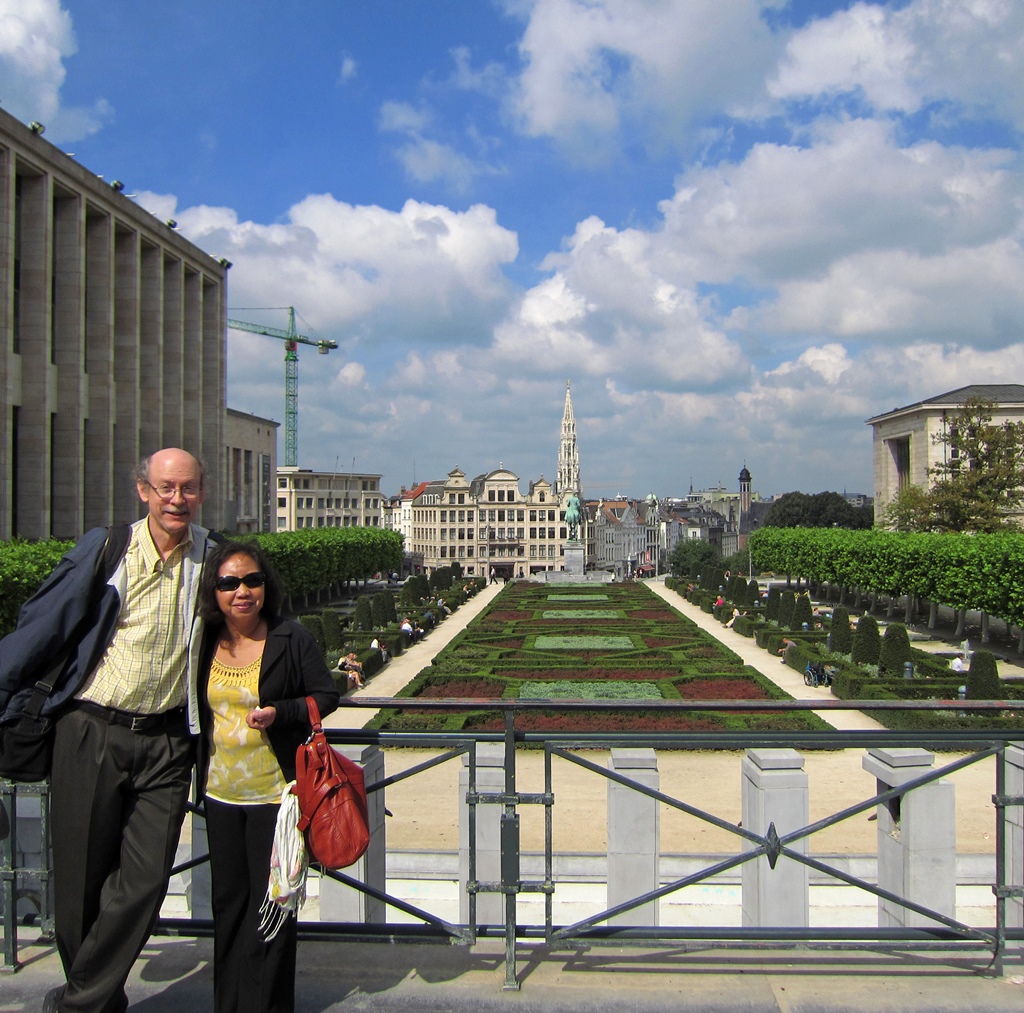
left=4, top=578, right=1022, bottom=1011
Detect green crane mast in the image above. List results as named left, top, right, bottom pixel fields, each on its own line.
left=226, top=307, right=337, bottom=467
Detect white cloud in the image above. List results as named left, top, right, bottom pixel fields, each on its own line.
left=338, top=53, right=357, bottom=84
left=770, top=0, right=1024, bottom=128
left=508, top=0, right=779, bottom=155
left=173, top=193, right=519, bottom=346
left=0, top=0, right=110, bottom=140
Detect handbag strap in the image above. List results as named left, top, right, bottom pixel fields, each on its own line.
left=305, top=695, right=323, bottom=732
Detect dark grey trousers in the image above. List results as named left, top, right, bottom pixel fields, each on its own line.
left=50, top=707, right=194, bottom=1013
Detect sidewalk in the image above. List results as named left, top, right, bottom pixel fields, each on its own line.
left=324, top=579, right=505, bottom=730
left=643, top=577, right=886, bottom=732
left=4, top=933, right=1021, bottom=1011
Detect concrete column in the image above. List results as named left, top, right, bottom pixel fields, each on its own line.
left=319, top=744, right=386, bottom=922
left=459, top=743, right=504, bottom=925
left=741, top=748, right=809, bottom=927
left=1007, top=744, right=1023, bottom=931
left=863, top=747, right=955, bottom=928
left=607, top=748, right=659, bottom=926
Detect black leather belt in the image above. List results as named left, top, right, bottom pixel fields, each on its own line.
left=73, top=701, right=187, bottom=733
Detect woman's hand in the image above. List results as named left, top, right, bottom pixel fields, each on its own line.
left=246, top=705, right=277, bottom=730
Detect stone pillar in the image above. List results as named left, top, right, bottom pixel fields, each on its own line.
left=459, top=743, right=504, bottom=925
left=1007, top=744, right=1023, bottom=931
left=863, top=747, right=955, bottom=928
left=320, top=744, right=386, bottom=922
left=741, top=748, right=809, bottom=927
left=607, top=748, right=659, bottom=926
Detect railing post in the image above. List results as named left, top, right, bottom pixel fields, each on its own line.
left=1006, top=743, right=1023, bottom=931
left=320, top=744, right=387, bottom=922
left=460, top=742, right=504, bottom=926
left=863, top=747, right=955, bottom=928
left=741, top=748, right=808, bottom=927
left=607, top=748, right=659, bottom=926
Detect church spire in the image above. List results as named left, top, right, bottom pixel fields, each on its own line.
left=556, top=380, right=581, bottom=498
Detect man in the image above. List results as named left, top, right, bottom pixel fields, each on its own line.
left=951, top=652, right=966, bottom=673
left=0, top=449, right=215, bottom=1013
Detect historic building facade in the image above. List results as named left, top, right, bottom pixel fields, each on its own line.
left=866, top=384, right=1024, bottom=525
left=0, top=108, right=230, bottom=539
left=224, top=409, right=278, bottom=533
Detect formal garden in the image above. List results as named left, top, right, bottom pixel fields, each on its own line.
left=369, top=580, right=830, bottom=734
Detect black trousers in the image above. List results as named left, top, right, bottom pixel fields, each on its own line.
left=206, top=797, right=297, bottom=1013
left=50, top=707, right=194, bottom=1013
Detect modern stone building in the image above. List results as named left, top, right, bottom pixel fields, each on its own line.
left=276, top=466, right=383, bottom=531
left=224, top=408, right=278, bottom=533
left=866, top=384, right=1024, bottom=524
left=0, top=108, right=229, bottom=539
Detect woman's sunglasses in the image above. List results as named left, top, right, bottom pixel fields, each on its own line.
left=215, top=571, right=266, bottom=592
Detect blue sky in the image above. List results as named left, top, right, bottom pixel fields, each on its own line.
left=5, top=0, right=1023, bottom=501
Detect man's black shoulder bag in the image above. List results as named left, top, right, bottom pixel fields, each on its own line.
left=0, top=525, right=133, bottom=783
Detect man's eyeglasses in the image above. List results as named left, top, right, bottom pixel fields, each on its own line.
left=215, top=572, right=266, bottom=592
left=147, top=482, right=202, bottom=501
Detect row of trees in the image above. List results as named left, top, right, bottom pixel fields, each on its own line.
left=749, top=525, right=1024, bottom=629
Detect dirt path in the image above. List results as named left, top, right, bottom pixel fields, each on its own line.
left=380, top=746, right=998, bottom=856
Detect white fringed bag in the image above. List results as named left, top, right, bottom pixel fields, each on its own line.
left=258, top=781, right=308, bottom=941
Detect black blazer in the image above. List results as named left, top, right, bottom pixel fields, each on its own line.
left=196, top=614, right=341, bottom=797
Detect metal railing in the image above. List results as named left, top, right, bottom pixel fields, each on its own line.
left=2, top=697, right=1022, bottom=990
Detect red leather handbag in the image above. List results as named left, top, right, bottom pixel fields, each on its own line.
left=292, top=697, right=369, bottom=869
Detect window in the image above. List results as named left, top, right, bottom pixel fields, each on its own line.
left=278, top=497, right=286, bottom=508
left=530, top=527, right=536, bottom=538
left=489, top=490, right=496, bottom=501
left=539, top=492, right=545, bottom=502
left=441, top=546, right=448, bottom=557
left=458, top=510, right=465, bottom=521
left=560, top=527, right=567, bottom=539
left=548, top=528, right=555, bottom=539
left=488, top=510, right=496, bottom=522
left=458, top=493, right=465, bottom=504
left=498, top=490, right=505, bottom=501
left=318, top=498, right=325, bottom=509
left=467, top=511, right=474, bottom=521
left=498, top=510, right=505, bottom=522
left=467, top=546, right=474, bottom=557
left=530, top=510, right=536, bottom=522
left=278, top=478, right=287, bottom=488
left=449, top=493, right=456, bottom=504
left=517, top=510, right=524, bottom=521
left=440, top=510, right=447, bottom=521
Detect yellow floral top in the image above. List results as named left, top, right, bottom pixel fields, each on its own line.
left=206, top=655, right=288, bottom=805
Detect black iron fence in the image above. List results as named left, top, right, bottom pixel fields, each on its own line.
left=2, top=697, right=1022, bottom=991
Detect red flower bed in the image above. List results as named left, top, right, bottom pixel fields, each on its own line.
left=416, top=678, right=505, bottom=698
left=499, top=668, right=678, bottom=681
left=489, top=611, right=534, bottom=621
left=491, top=639, right=524, bottom=649
left=645, top=637, right=687, bottom=648
left=676, top=677, right=770, bottom=700
left=628, top=610, right=676, bottom=620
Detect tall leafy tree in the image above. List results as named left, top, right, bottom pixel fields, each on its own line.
left=927, top=398, right=1024, bottom=533
left=669, top=537, right=719, bottom=578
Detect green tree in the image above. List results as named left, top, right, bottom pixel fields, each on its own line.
left=669, top=538, right=719, bottom=578
left=877, top=622, right=912, bottom=676
left=353, top=594, right=373, bottom=632
left=965, top=650, right=1002, bottom=699
left=851, top=614, right=881, bottom=666
left=791, top=593, right=813, bottom=630
left=777, top=589, right=796, bottom=628
left=882, top=484, right=933, bottom=532
left=829, top=606, right=852, bottom=655
left=763, top=491, right=872, bottom=530
left=927, top=398, right=1024, bottom=533
left=371, top=591, right=390, bottom=629
left=765, top=586, right=781, bottom=622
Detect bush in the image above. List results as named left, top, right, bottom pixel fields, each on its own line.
left=353, top=595, right=373, bottom=632
left=878, top=622, right=913, bottom=677
left=298, top=614, right=326, bottom=653
left=371, top=591, right=390, bottom=629
left=966, top=650, right=1002, bottom=699
left=747, top=578, right=759, bottom=606
left=765, top=586, right=781, bottom=622
left=321, top=610, right=347, bottom=652
left=791, top=593, right=813, bottom=630
left=829, top=606, right=852, bottom=655
left=851, top=614, right=881, bottom=666
left=777, top=590, right=796, bottom=629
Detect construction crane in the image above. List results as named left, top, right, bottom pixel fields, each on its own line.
left=227, top=307, right=337, bottom=467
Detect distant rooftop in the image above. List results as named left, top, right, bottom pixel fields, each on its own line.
left=866, top=384, right=1024, bottom=423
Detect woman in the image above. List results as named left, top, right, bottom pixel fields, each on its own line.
left=197, top=540, right=340, bottom=1013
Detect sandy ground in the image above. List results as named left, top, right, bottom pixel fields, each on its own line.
left=380, top=746, right=998, bottom=856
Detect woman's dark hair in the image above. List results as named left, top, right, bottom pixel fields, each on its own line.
left=198, top=539, right=284, bottom=624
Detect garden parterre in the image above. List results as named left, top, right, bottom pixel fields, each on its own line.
left=369, top=581, right=830, bottom=735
